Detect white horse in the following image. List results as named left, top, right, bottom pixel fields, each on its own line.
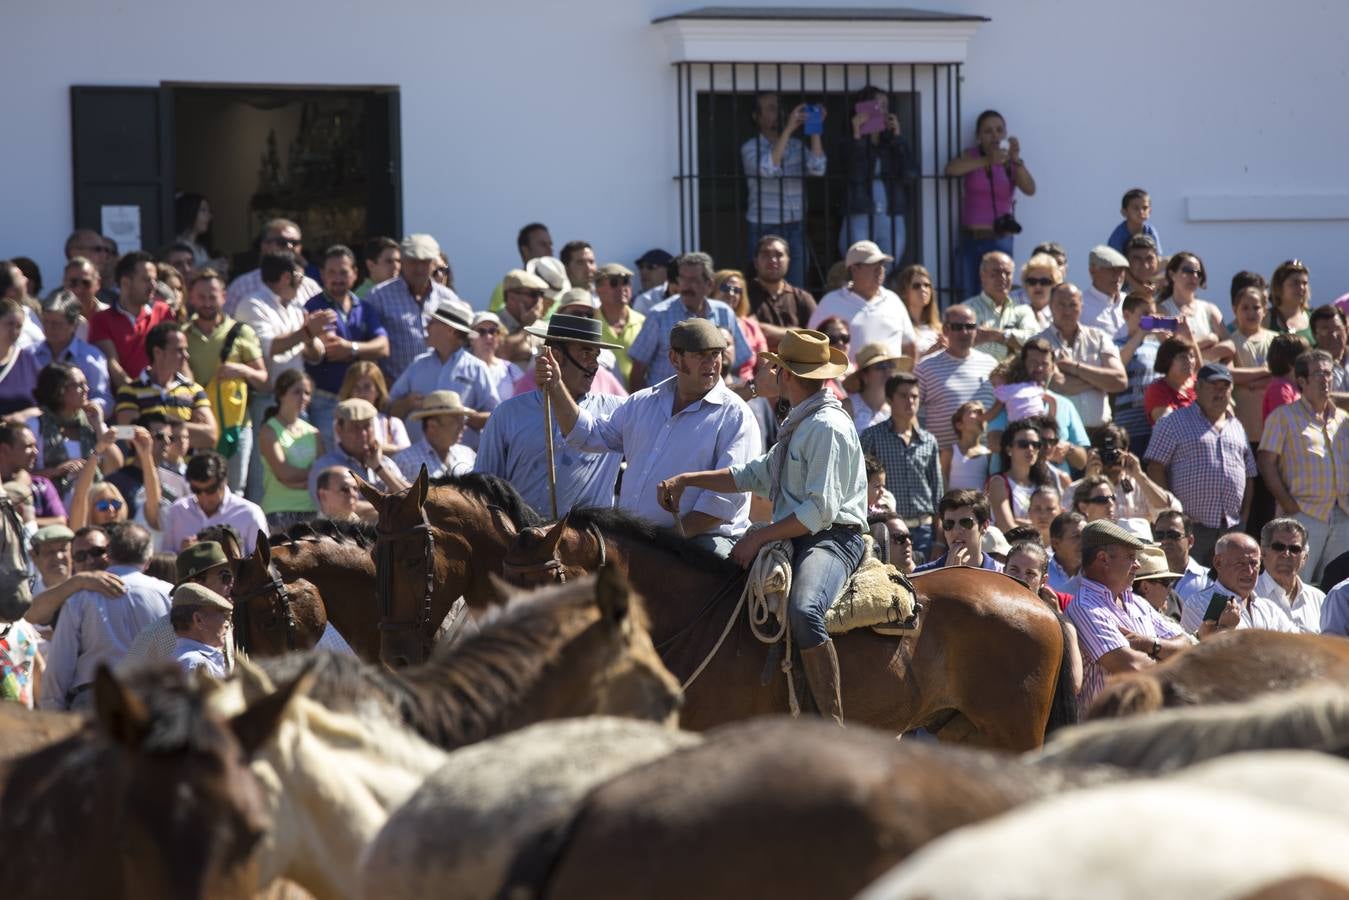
left=360, top=716, right=699, bottom=900
left=857, top=775, right=1349, bottom=900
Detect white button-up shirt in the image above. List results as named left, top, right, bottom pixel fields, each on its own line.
left=565, top=377, right=760, bottom=539
left=1081, top=284, right=1127, bottom=336
left=808, top=287, right=915, bottom=364
left=1181, top=580, right=1300, bottom=634
left=1255, top=570, right=1325, bottom=634
left=225, top=267, right=322, bottom=317
left=235, top=285, right=310, bottom=387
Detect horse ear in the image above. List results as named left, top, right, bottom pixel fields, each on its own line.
left=354, top=472, right=384, bottom=508
left=93, top=665, right=150, bottom=747
left=229, top=667, right=314, bottom=759
left=595, top=564, right=632, bottom=625
left=255, top=531, right=271, bottom=567
left=485, top=572, right=514, bottom=605
left=233, top=655, right=276, bottom=705
left=415, top=465, right=430, bottom=507
left=542, top=512, right=571, bottom=556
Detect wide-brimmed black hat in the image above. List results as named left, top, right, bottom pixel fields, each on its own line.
left=524, top=314, right=623, bottom=350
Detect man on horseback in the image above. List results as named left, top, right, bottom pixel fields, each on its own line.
left=659, top=329, right=867, bottom=725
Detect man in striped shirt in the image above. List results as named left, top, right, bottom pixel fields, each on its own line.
left=114, top=322, right=216, bottom=450
left=914, top=304, right=996, bottom=447
left=1065, top=520, right=1190, bottom=710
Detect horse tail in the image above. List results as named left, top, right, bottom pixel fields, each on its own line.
left=1043, top=608, right=1079, bottom=738
left=1087, top=674, right=1165, bottom=720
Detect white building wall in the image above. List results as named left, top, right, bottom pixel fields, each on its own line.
left=5, top=0, right=1349, bottom=314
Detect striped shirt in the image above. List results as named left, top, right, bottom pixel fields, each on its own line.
left=740, top=134, right=826, bottom=224
left=1145, top=403, right=1255, bottom=528
left=1180, top=580, right=1299, bottom=635
left=115, top=370, right=209, bottom=423
left=859, top=420, right=942, bottom=520
left=914, top=349, right=997, bottom=447
left=1112, top=333, right=1159, bottom=457
left=365, top=277, right=460, bottom=382
left=393, top=438, right=475, bottom=482
left=1259, top=398, right=1349, bottom=523
left=1066, top=576, right=1186, bottom=710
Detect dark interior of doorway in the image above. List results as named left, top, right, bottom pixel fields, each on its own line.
left=171, top=85, right=400, bottom=277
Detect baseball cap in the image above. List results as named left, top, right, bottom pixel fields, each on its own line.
left=635, top=249, right=673, bottom=268
left=845, top=240, right=894, bottom=268
left=1197, top=362, right=1233, bottom=384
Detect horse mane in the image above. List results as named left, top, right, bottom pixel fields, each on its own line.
left=430, top=472, right=543, bottom=529
left=564, top=506, right=741, bottom=578
left=1032, top=684, right=1349, bottom=773
left=258, top=581, right=611, bottom=752
left=284, top=517, right=380, bottom=548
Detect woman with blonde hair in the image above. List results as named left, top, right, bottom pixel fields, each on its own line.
left=714, top=268, right=767, bottom=383
left=1010, top=252, right=1062, bottom=328
left=67, top=428, right=131, bottom=530
left=338, top=360, right=409, bottom=453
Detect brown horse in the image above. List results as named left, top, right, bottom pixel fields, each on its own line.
left=233, top=520, right=383, bottom=661
left=357, top=467, right=543, bottom=666
left=0, top=663, right=306, bottom=900
left=0, top=702, right=82, bottom=762
left=1088, top=629, right=1349, bottom=719
left=503, top=507, right=1076, bottom=751
left=255, top=564, right=683, bottom=751
left=508, top=717, right=1114, bottom=900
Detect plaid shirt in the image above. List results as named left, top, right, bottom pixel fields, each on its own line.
left=1067, top=576, right=1186, bottom=710
left=859, top=420, right=942, bottom=520
left=1259, top=398, right=1349, bottom=523
left=1145, top=403, right=1255, bottom=528
left=964, top=291, right=1039, bottom=361
left=365, top=277, right=460, bottom=382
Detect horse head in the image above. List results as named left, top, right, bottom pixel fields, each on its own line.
left=502, top=512, right=600, bottom=587
left=232, top=534, right=326, bottom=658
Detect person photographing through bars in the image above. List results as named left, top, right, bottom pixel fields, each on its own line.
left=659, top=328, right=867, bottom=726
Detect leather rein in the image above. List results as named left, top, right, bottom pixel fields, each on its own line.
left=232, top=557, right=300, bottom=654
left=374, top=505, right=438, bottom=651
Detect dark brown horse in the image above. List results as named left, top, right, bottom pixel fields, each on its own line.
left=503, top=508, right=1077, bottom=751
left=255, top=564, right=683, bottom=751
left=1088, top=629, right=1349, bottom=719
left=357, top=467, right=543, bottom=666
left=509, top=717, right=1114, bottom=900
left=0, top=664, right=306, bottom=900
left=232, top=520, right=383, bottom=662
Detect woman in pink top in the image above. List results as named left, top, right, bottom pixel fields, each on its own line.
left=945, top=110, right=1037, bottom=302
left=1261, top=333, right=1310, bottom=421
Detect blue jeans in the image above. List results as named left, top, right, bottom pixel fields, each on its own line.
left=689, top=532, right=736, bottom=558
left=788, top=525, right=867, bottom=649
left=956, top=234, right=1015, bottom=303
left=838, top=213, right=906, bottom=271
left=307, top=390, right=339, bottom=453
left=225, top=423, right=252, bottom=495
left=748, top=220, right=805, bottom=289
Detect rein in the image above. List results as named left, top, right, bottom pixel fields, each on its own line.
left=374, top=505, right=438, bottom=652
left=232, top=559, right=300, bottom=654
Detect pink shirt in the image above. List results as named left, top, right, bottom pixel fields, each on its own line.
left=513, top=365, right=628, bottom=398
left=960, top=148, right=1016, bottom=229
left=1262, top=377, right=1300, bottom=422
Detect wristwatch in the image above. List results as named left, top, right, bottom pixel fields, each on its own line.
left=1148, top=639, right=1160, bottom=660
left=350, top=341, right=359, bottom=357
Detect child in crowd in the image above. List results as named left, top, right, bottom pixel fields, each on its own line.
left=985, top=354, right=1056, bottom=423
left=1107, top=188, right=1162, bottom=255
left=864, top=454, right=897, bottom=516
left=941, top=400, right=992, bottom=492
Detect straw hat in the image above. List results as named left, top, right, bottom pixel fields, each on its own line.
left=757, top=329, right=849, bottom=380
left=408, top=390, right=470, bottom=421
left=1133, top=546, right=1183, bottom=582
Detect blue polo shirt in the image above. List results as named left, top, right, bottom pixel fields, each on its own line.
left=303, top=292, right=388, bottom=394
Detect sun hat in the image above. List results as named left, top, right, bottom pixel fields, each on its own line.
left=408, top=390, right=470, bottom=421
left=524, top=314, right=624, bottom=350
left=175, top=541, right=229, bottom=585
left=525, top=257, right=570, bottom=302
left=757, top=328, right=849, bottom=380
left=1133, top=546, right=1184, bottom=582
left=429, top=299, right=474, bottom=334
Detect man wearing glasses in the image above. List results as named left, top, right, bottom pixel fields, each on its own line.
left=1065, top=520, right=1191, bottom=710
left=121, top=541, right=237, bottom=674
left=595, top=263, right=643, bottom=386
left=1151, top=511, right=1212, bottom=607
left=59, top=257, right=107, bottom=328
left=1182, top=532, right=1297, bottom=638
left=1253, top=518, right=1325, bottom=633
left=914, top=304, right=997, bottom=447
left=224, top=218, right=322, bottom=316
left=915, top=489, right=1002, bottom=572
left=159, top=451, right=267, bottom=555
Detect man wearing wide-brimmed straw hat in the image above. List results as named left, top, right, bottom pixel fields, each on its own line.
left=659, top=328, right=867, bottom=726
left=477, top=314, right=625, bottom=517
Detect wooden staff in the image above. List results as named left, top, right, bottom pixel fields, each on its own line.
left=543, top=361, right=560, bottom=520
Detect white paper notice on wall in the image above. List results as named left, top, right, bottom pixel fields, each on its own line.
left=100, top=205, right=142, bottom=252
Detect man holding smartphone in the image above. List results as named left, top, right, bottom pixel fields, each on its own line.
left=1182, top=532, right=1297, bottom=637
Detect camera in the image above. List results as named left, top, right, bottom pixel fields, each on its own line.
left=992, top=214, right=1022, bottom=236
left=1096, top=431, right=1122, bottom=468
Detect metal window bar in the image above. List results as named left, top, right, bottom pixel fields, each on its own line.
left=674, top=60, right=963, bottom=306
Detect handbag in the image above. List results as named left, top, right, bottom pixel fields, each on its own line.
left=214, top=322, right=246, bottom=459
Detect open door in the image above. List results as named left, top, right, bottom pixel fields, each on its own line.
left=70, top=86, right=174, bottom=253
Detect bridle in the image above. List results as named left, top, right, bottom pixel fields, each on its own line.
left=502, top=520, right=607, bottom=585
left=232, top=557, right=300, bottom=654
left=374, top=505, right=438, bottom=653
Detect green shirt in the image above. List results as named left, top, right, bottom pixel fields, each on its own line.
left=729, top=403, right=867, bottom=534
left=183, top=316, right=262, bottom=430
left=261, top=417, right=319, bottom=514
left=966, top=291, right=1039, bottom=361
left=600, top=308, right=646, bottom=386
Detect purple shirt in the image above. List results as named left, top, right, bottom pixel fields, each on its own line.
left=0, top=348, right=41, bottom=416
left=1066, top=576, right=1186, bottom=710
left=303, top=292, right=388, bottom=394
left=1145, top=403, right=1255, bottom=529
left=160, top=488, right=268, bottom=555
left=31, top=475, right=65, bottom=521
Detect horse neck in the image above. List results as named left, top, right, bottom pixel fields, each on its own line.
left=277, top=541, right=377, bottom=636
left=588, top=529, right=732, bottom=644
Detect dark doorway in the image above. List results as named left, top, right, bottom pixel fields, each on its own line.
left=71, top=83, right=401, bottom=275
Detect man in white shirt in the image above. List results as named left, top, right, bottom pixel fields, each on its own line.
left=808, top=240, right=914, bottom=364
left=1255, top=517, right=1325, bottom=633
left=1184, top=531, right=1298, bottom=636
left=224, top=218, right=322, bottom=316
left=1082, top=245, right=1130, bottom=336
left=1153, top=511, right=1212, bottom=608
left=1038, top=283, right=1127, bottom=429
left=541, top=318, right=759, bottom=557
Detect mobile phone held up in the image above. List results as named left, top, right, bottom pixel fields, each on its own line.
left=1139, top=315, right=1180, bottom=333
left=1204, top=593, right=1232, bottom=624
left=803, top=104, right=824, bottom=136
left=112, top=425, right=136, bottom=441
left=855, top=99, right=885, bottom=136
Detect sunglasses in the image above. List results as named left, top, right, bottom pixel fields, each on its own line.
left=1269, top=541, right=1305, bottom=555
left=1178, top=265, right=1202, bottom=277
left=719, top=283, right=742, bottom=296
left=826, top=333, right=850, bottom=346
left=433, top=266, right=450, bottom=278
left=888, top=532, right=912, bottom=545
left=474, top=326, right=500, bottom=337
left=946, top=322, right=978, bottom=332
left=1153, top=529, right=1185, bottom=541
left=94, top=499, right=123, bottom=513
left=67, top=278, right=94, bottom=288
left=1013, top=439, right=1042, bottom=450
left=1083, top=495, right=1115, bottom=506
left=942, top=516, right=977, bottom=531
left=190, top=481, right=223, bottom=496
left=269, top=237, right=301, bottom=248
left=1024, top=276, right=1055, bottom=287
left=608, top=276, right=632, bottom=288
left=74, top=545, right=108, bottom=563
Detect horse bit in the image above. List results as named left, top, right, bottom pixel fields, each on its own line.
left=374, top=505, right=438, bottom=646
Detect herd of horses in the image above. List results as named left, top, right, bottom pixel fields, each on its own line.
left=4, top=472, right=1349, bottom=897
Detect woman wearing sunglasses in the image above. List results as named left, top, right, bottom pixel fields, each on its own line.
left=1009, top=253, right=1062, bottom=329
left=65, top=426, right=130, bottom=531
left=469, top=311, right=522, bottom=401
left=986, top=417, right=1056, bottom=533
left=1158, top=251, right=1227, bottom=361
left=713, top=268, right=766, bottom=385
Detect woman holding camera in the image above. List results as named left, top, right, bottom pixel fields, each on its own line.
left=946, top=110, right=1036, bottom=302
